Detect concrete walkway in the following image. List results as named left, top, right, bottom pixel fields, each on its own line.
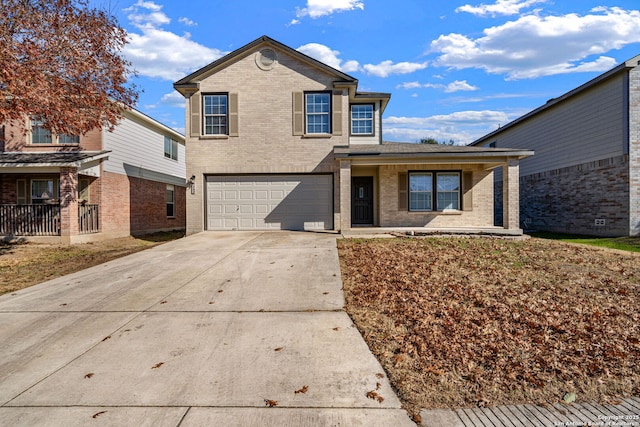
left=0, top=231, right=415, bottom=426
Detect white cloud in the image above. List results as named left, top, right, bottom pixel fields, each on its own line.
left=396, top=80, right=478, bottom=93
left=363, top=60, right=428, bottom=78
left=122, top=1, right=224, bottom=81
left=296, top=0, right=364, bottom=19
left=431, top=7, right=640, bottom=80
left=456, top=0, right=547, bottom=17
left=297, top=43, right=361, bottom=72
left=160, top=91, right=186, bottom=107
left=178, top=17, right=197, bottom=26
left=383, top=110, right=511, bottom=144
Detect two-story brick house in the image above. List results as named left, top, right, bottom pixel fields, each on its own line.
left=174, top=36, right=532, bottom=235
left=471, top=54, right=640, bottom=237
left=0, top=108, right=186, bottom=244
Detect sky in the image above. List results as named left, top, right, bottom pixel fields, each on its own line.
left=99, top=0, right=640, bottom=145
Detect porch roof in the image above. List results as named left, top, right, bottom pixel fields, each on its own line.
left=0, top=151, right=110, bottom=168
left=334, top=142, right=533, bottom=167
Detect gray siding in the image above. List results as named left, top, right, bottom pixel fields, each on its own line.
left=103, top=115, right=186, bottom=184
left=491, top=73, right=628, bottom=177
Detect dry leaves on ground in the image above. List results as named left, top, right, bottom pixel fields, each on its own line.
left=338, top=237, right=640, bottom=416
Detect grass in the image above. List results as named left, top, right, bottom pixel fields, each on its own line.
left=338, top=236, right=640, bottom=420
left=531, top=231, right=640, bottom=252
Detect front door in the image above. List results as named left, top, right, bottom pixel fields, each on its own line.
left=351, top=177, right=374, bottom=225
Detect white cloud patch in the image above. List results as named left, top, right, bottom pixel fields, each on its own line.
left=297, top=43, right=361, bottom=72
left=383, top=110, right=511, bottom=145
left=363, top=60, right=428, bottom=78
left=456, top=0, right=547, bottom=17
left=178, top=17, right=197, bottom=26
left=123, top=1, right=224, bottom=81
left=160, top=91, right=186, bottom=107
left=431, top=7, right=640, bottom=80
left=296, top=0, right=364, bottom=19
left=397, top=80, right=478, bottom=93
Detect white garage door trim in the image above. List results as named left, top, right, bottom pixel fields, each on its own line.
left=206, top=174, right=334, bottom=230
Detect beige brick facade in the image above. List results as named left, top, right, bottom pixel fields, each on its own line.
left=177, top=36, right=529, bottom=234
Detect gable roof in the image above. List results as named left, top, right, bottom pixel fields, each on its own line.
left=174, top=35, right=358, bottom=89
left=469, top=53, right=640, bottom=147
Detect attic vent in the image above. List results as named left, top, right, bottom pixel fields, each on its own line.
left=256, top=48, right=278, bottom=70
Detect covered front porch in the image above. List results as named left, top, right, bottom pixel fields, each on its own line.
left=334, top=143, right=534, bottom=234
left=0, top=151, right=108, bottom=243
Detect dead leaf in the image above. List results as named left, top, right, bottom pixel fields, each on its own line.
left=101, top=336, right=111, bottom=342
left=92, top=411, right=107, bottom=419
left=151, top=362, right=164, bottom=369
left=84, top=373, right=94, bottom=379
left=264, top=399, right=278, bottom=407
left=333, top=327, right=340, bottom=331
left=366, top=390, right=384, bottom=403
left=160, top=300, right=167, bottom=304
left=295, top=385, right=308, bottom=394
left=274, top=347, right=283, bottom=352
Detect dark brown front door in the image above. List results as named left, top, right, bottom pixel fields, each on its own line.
left=351, top=177, right=374, bottom=225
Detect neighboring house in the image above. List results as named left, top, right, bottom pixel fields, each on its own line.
left=471, top=54, right=640, bottom=237
left=174, top=36, right=532, bottom=235
left=0, top=108, right=186, bottom=244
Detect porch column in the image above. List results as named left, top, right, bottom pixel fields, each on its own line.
left=502, top=159, right=521, bottom=230
left=339, top=159, right=352, bottom=232
left=60, top=167, right=79, bottom=244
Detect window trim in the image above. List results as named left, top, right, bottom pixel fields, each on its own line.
left=29, top=118, right=79, bottom=145
left=202, top=93, right=229, bottom=136
left=164, top=136, right=179, bottom=161
left=166, top=184, right=175, bottom=218
left=304, top=91, right=332, bottom=135
left=350, top=103, right=375, bottom=136
left=30, top=178, right=59, bottom=204
left=408, top=171, right=461, bottom=212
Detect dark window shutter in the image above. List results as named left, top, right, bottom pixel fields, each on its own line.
left=463, top=171, right=473, bottom=211
left=292, top=92, right=304, bottom=135
left=229, top=93, right=239, bottom=137
left=190, top=93, right=200, bottom=137
left=17, top=179, right=27, bottom=205
left=398, top=172, right=408, bottom=211
left=332, top=91, right=342, bottom=135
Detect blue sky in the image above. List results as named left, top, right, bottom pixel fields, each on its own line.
left=102, top=0, right=640, bottom=145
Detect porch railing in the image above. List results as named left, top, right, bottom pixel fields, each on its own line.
left=0, top=204, right=101, bottom=237
left=0, top=204, right=61, bottom=236
left=78, top=204, right=100, bottom=234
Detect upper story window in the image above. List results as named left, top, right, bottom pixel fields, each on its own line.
left=164, top=136, right=178, bottom=160
left=203, top=94, right=228, bottom=135
left=409, top=172, right=461, bottom=212
left=30, top=118, right=79, bottom=145
left=351, top=104, right=374, bottom=135
left=305, top=92, right=331, bottom=134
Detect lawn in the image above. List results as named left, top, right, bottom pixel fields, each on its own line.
left=532, top=232, right=640, bottom=252
left=338, top=236, right=640, bottom=419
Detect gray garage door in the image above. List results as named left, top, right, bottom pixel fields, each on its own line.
left=206, top=174, right=333, bottom=230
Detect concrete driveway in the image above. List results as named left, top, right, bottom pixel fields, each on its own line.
left=0, top=231, right=415, bottom=426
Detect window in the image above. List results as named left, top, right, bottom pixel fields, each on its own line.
left=31, top=179, right=58, bottom=204
left=166, top=184, right=175, bottom=217
left=409, top=172, right=460, bottom=211
left=351, top=104, right=373, bottom=135
left=164, top=136, right=178, bottom=160
left=409, top=173, right=432, bottom=211
left=203, top=94, right=228, bottom=135
left=305, top=92, right=331, bottom=134
left=30, top=119, right=78, bottom=145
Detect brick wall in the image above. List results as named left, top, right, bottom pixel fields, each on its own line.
left=518, top=155, right=630, bottom=236
left=99, top=171, right=131, bottom=237
left=185, top=46, right=350, bottom=234
left=377, top=164, right=495, bottom=228
left=129, top=176, right=186, bottom=234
